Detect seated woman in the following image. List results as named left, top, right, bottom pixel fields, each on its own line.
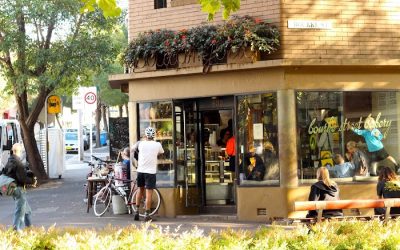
left=306, top=167, right=343, bottom=218
left=328, top=154, right=355, bottom=178
left=243, top=147, right=265, bottom=181
left=375, top=167, right=400, bottom=215
left=121, top=147, right=131, bottom=181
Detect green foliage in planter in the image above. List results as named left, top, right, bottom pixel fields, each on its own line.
left=218, top=15, right=280, bottom=54
left=123, top=16, right=280, bottom=70
left=4, top=221, right=400, bottom=249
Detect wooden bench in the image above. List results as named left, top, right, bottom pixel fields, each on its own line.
left=293, top=199, right=400, bottom=223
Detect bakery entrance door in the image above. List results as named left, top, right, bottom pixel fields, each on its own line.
left=175, top=101, right=202, bottom=207
left=199, top=108, right=236, bottom=214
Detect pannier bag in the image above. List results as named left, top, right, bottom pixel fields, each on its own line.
left=0, top=175, right=17, bottom=196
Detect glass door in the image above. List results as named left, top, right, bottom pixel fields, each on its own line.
left=175, top=101, right=201, bottom=207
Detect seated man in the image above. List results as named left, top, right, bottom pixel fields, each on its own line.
left=328, top=154, right=355, bottom=178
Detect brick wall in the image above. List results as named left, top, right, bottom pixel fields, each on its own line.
left=282, top=0, right=400, bottom=61
left=128, top=0, right=400, bottom=63
left=128, top=0, right=280, bottom=40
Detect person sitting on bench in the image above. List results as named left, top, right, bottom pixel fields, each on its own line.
left=375, top=166, right=400, bottom=215
left=306, top=167, right=343, bottom=218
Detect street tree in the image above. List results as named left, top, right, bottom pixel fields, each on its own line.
left=0, top=0, right=119, bottom=180
left=82, top=0, right=239, bottom=20
left=199, top=0, right=240, bottom=20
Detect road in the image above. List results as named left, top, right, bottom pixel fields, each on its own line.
left=0, top=146, right=267, bottom=233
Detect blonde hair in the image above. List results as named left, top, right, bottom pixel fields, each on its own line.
left=11, top=143, right=23, bottom=156
left=346, top=141, right=356, bottom=149
left=317, top=167, right=336, bottom=187
left=364, top=116, right=376, bottom=130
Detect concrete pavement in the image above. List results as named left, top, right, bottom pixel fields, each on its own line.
left=0, top=146, right=268, bottom=233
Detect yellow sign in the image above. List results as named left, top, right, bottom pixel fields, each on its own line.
left=47, top=95, right=61, bottom=114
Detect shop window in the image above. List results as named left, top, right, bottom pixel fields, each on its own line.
left=154, top=0, right=167, bottom=9
left=237, top=93, right=279, bottom=186
left=296, top=91, right=400, bottom=183
left=138, top=101, right=174, bottom=187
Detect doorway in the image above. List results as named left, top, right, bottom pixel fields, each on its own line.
left=174, top=96, right=236, bottom=214
left=200, top=110, right=235, bottom=207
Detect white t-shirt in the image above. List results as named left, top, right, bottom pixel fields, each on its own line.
left=135, top=140, right=164, bottom=174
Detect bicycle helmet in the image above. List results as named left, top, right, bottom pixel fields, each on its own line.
left=145, top=127, right=156, bottom=138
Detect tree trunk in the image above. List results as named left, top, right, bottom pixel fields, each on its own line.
left=102, top=105, right=108, bottom=132
left=20, top=123, right=48, bottom=181
left=95, top=100, right=101, bottom=148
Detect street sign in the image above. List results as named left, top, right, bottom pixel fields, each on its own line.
left=83, top=87, right=97, bottom=112
left=84, top=92, right=97, bottom=105
left=47, top=95, right=61, bottom=114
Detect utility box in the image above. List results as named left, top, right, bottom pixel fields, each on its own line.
left=47, top=128, right=65, bottom=178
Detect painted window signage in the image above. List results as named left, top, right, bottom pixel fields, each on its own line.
left=288, top=20, right=332, bottom=29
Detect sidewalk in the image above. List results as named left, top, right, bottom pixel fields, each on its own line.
left=0, top=148, right=269, bottom=233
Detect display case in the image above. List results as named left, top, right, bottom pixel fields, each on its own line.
left=138, top=101, right=174, bottom=186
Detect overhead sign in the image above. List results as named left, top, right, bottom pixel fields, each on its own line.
left=288, top=20, right=332, bottom=29
left=47, top=95, right=61, bottom=114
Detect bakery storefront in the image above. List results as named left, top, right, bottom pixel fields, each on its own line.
left=110, top=66, right=400, bottom=221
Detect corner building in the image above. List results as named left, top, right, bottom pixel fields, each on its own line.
left=110, top=0, right=400, bottom=221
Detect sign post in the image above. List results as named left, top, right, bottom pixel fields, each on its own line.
left=45, top=95, right=62, bottom=177
left=72, top=87, right=97, bottom=162
left=83, top=87, right=97, bottom=162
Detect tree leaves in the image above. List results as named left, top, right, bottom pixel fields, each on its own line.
left=199, top=0, right=240, bottom=20
left=81, top=0, right=121, bottom=18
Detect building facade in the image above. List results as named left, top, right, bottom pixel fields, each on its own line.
left=110, top=0, right=400, bottom=221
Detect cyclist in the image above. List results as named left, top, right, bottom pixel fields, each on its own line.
left=131, top=127, right=164, bottom=221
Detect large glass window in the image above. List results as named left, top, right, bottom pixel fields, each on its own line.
left=138, top=101, right=174, bottom=187
left=237, top=93, right=279, bottom=185
left=297, top=91, right=400, bottom=183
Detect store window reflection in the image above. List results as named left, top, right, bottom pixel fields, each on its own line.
left=138, top=101, right=174, bottom=187
left=237, top=93, right=279, bottom=185
left=297, top=91, right=400, bottom=183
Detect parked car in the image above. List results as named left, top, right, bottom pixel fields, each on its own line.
left=64, top=130, right=89, bottom=153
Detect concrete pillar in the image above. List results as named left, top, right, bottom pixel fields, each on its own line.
left=128, top=101, right=137, bottom=145
left=277, top=89, right=299, bottom=217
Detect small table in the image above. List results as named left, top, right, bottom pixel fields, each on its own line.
left=86, top=178, right=107, bottom=213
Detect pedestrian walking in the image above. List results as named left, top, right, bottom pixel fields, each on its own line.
left=2, top=143, right=36, bottom=231
left=131, top=127, right=164, bottom=221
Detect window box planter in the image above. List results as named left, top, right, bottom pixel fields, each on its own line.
left=227, top=47, right=260, bottom=64
left=134, top=56, right=157, bottom=73
left=178, top=51, right=202, bottom=68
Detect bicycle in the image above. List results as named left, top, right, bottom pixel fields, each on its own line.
left=93, top=170, right=161, bottom=218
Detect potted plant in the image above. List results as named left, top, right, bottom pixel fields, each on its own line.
left=122, top=16, right=280, bottom=72
left=219, top=15, right=280, bottom=64
left=172, top=29, right=202, bottom=68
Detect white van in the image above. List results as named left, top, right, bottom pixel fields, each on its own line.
left=0, top=119, right=23, bottom=170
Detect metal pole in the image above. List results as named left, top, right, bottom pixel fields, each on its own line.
left=45, top=95, right=49, bottom=177
left=78, top=109, right=83, bottom=161
left=90, top=113, right=93, bottom=162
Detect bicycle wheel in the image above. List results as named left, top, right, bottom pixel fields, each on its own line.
left=93, top=186, right=112, bottom=216
left=131, top=188, right=161, bottom=216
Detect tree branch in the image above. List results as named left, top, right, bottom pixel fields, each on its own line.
left=26, top=87, right=52, bottom=129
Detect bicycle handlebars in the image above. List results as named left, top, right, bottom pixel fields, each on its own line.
left=91, top=155, right=114, bottom=164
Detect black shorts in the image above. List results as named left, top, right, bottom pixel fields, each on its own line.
left=137, top=172, right=156, bottom=189
left=370, top=148, right=389, bottom=162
